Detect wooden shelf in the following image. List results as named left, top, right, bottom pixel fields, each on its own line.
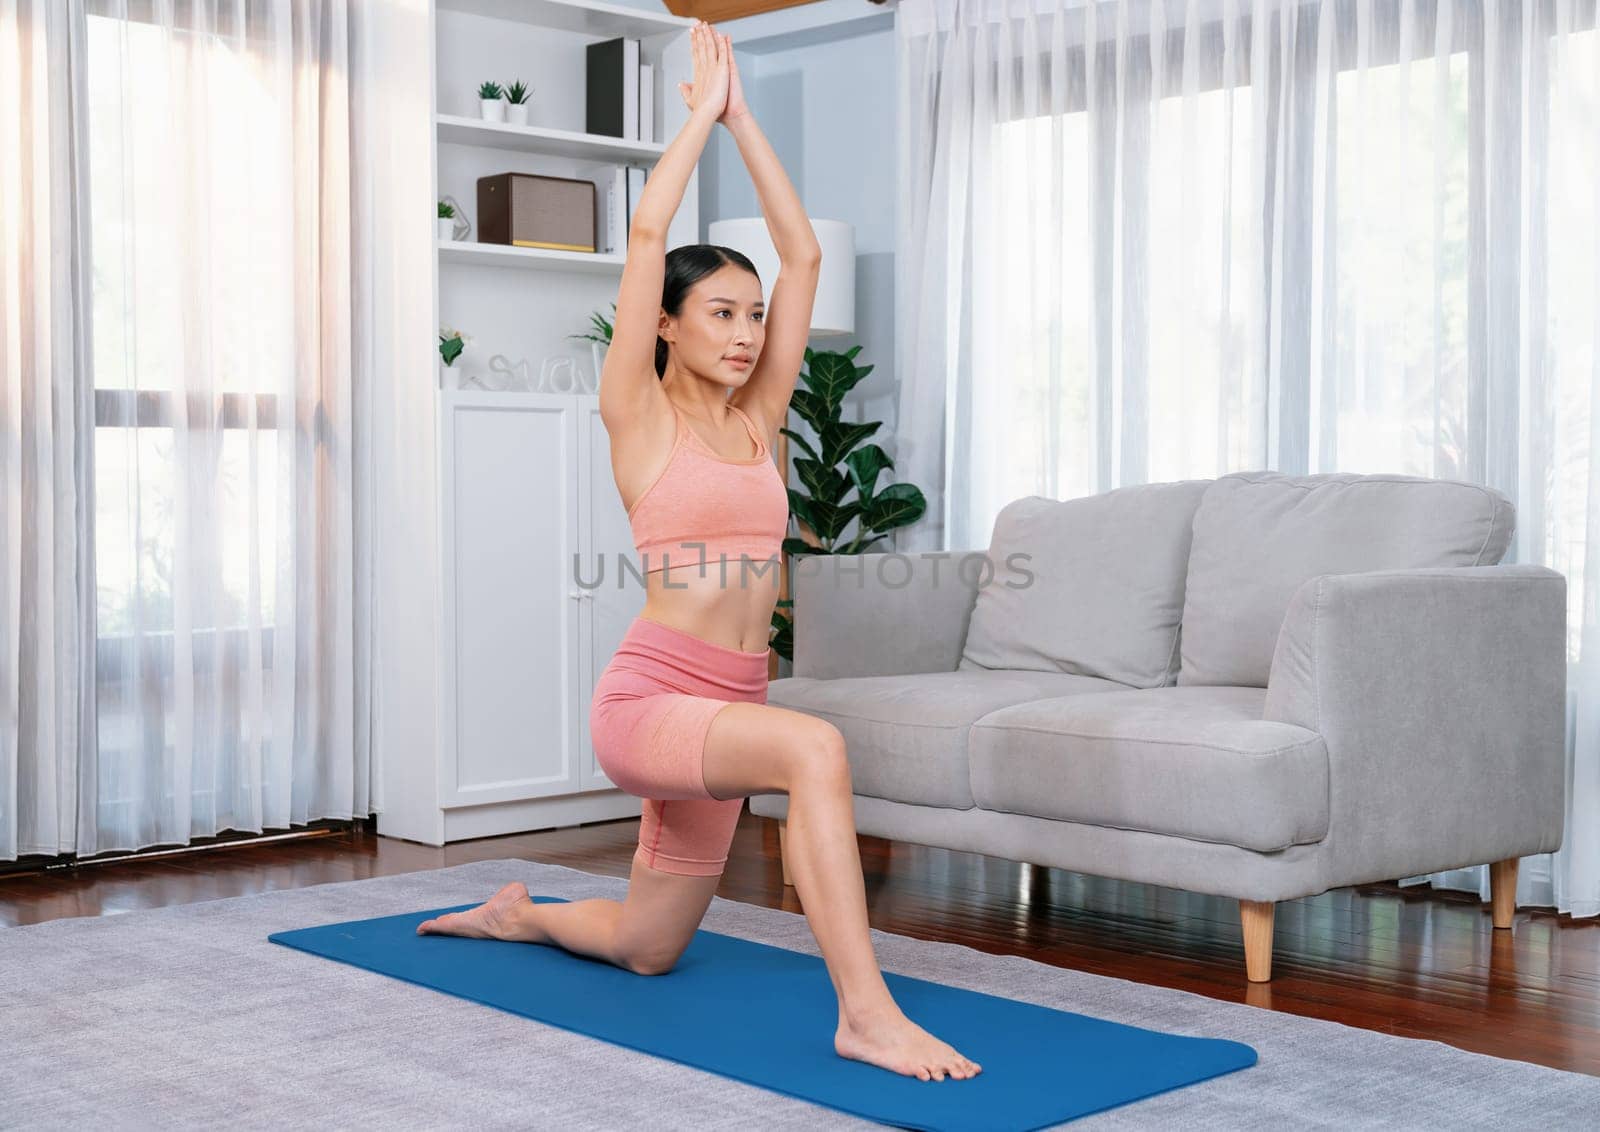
left=437, top=0, right=692, bottom=38
left=435, top=115, right=664, bottom=163
left=437, top=240, right=625, bottom=273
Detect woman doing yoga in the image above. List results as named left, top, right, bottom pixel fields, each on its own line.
left=417, top=21, right=978, bottom=1084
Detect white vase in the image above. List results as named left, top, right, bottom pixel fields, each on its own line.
left=436, top=217, right=455, bottom=241
left=440, top=362, right=456, bottom=388
left=479, top=98, right=505, bottom=123
left=506, top=103, right=530, bottom=126
left=589, top=341, right=608, bottom=393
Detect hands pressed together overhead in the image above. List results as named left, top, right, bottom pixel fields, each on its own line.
left=677, top=20, right=748, bottom=124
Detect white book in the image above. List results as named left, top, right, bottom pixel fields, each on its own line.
left=607, top=167, right=627, bottom=254
left=623, top=39, right=640, bottom=141
left=625, top=166, right=647, bottom=232
left=639, top=63, right=654, bottom=145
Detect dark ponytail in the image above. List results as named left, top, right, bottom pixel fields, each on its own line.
left=655, top=244, right=761, bottom=380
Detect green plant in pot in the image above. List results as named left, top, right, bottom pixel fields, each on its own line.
left=504, top=79, right=532, bottom=126
left=771, top=345, right=926, bottom=662
left=439, top=329, right=465, bottom=384
left=569, top=302, right=616, bottom=348
left=569, top=303, right=616, bottom=392
left=477, top=80, right=505, bottom=124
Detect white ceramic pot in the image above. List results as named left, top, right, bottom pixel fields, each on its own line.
left=506, top=103, right=530, bottom=126
left=479, top=98, right=505, bottom=123
left=440, top=362, right=456, bottom=388
left=436, top=217, right=455, bottom=241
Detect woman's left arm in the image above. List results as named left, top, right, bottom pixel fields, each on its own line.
left=717, top=38, right=823, bottom=436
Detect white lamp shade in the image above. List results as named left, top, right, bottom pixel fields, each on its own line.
left=706, top=218, right=855, bottom=337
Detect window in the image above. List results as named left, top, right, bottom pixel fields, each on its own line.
left=86, top=8, right=289, bottom=769
left=1327, top=49, right=1469, bottom=477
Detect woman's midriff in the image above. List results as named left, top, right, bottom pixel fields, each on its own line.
left=638, top=559, right=781, bottom=656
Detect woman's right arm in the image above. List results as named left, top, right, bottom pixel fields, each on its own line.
left=599, top=23, right=727, bottom=427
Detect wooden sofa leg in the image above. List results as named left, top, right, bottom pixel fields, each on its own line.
left=778, top=820, right=794, bottom=887
left=1490, top=857, right=1519, bottom=929
left=1240, top=900, right=1275, bottom=983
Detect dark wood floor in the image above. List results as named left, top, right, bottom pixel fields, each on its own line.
left=4, top=809, right=1596, bottom=1076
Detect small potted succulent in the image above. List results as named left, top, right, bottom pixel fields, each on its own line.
left=437, top=200, right=456, bottom=241
left=504, top=80, right=531, bottom=126
left=477, top=80, right=504, bottom=123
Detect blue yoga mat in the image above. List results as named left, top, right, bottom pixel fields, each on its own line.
left=269, top=896, right=1255, bottom=1130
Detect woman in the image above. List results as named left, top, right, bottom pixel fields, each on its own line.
left=419, top=21, right=979, bottom=1085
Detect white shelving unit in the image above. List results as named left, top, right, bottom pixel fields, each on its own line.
left=436, top=239, right=626, bottom=274
left=439, top=0, right=690, bottom=39
left=431, top=0, right=697, bottom=390
left=434, top=113, right=667, bottom=162
left=407, top=0, right=698, bottom=846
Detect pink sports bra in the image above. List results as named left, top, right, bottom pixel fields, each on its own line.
left=626, top=399, right=789, bottom=577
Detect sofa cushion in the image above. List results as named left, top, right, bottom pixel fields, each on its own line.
left=768, top=669, right=1130, bottom=809
left=1177, top=471, right=1515, bottom=687
left=968, top=686, right=1329, bottom=852
left=958, top=480, right=1212, bottom=688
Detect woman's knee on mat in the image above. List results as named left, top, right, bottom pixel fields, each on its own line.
left=613, top=863, right=721, bottom=975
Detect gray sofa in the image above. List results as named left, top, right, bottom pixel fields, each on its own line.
left=750, top=471, right=1568, bottom=982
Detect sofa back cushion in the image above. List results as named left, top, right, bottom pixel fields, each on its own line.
left=1177, top=471, right=1515, bottom=688
left=958, top=480, right=1212, bottom=688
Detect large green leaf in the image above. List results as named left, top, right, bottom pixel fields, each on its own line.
left=779, top=426, right=819, bottom=462
left=813, top=499, right=862, bottom=542
left=861, top=482, right=926, bottom=531
left=794, top=457, right=850, bottom=505
left=769, top=609, right=793, bottom=663
left=786, top=489, right=818, bottom=534
left=820, top=420, right=881, bottom=467
left=788, top=388, right=833, bottom=430
left=804, top=351, right=871, bottom=410
left=844, top=444, right=894, bottom=500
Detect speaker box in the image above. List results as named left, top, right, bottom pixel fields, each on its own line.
left=477, top=173, right=596, bottom=253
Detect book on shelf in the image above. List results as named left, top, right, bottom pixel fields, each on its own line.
left=626, top=166, right=647, bottom=234
left=639, top=63, right=654, bottom=145
left=597, top=166, right=648, bottom=255
left=602, top=167, right=626, bottom=254
left=586, top=37, right=639, bottom=141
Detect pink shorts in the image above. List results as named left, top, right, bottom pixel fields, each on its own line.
left=590, top=615, right=770, bottom=877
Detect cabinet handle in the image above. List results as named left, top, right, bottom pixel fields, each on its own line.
left=568, top=591, right=581, bottom=601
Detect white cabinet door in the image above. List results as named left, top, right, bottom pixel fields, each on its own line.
left=440, top=391, right=582, bottom=807
left=577, top=396, right=645, bottom=791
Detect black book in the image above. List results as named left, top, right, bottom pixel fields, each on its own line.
left=585, top=37, right=639, bottom=140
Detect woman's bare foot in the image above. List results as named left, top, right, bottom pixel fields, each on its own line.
left=835, top=1006, right=983, bottom=1082
left=415, top=881, right=531, bottom=940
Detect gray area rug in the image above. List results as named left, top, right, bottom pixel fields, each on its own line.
left=2, top=857, right=1595, bottom=1130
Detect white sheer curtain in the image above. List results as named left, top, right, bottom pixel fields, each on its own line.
left=1, top=0, right=379, bottom=861
left=895, top=0, right=1599, bottom=919
left=1, top=0, right=97, bottom=863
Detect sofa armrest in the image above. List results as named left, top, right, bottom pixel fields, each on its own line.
left=1262, top=565, right=1567, bottom=886
left=791, top=552, right=985, bottom=680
